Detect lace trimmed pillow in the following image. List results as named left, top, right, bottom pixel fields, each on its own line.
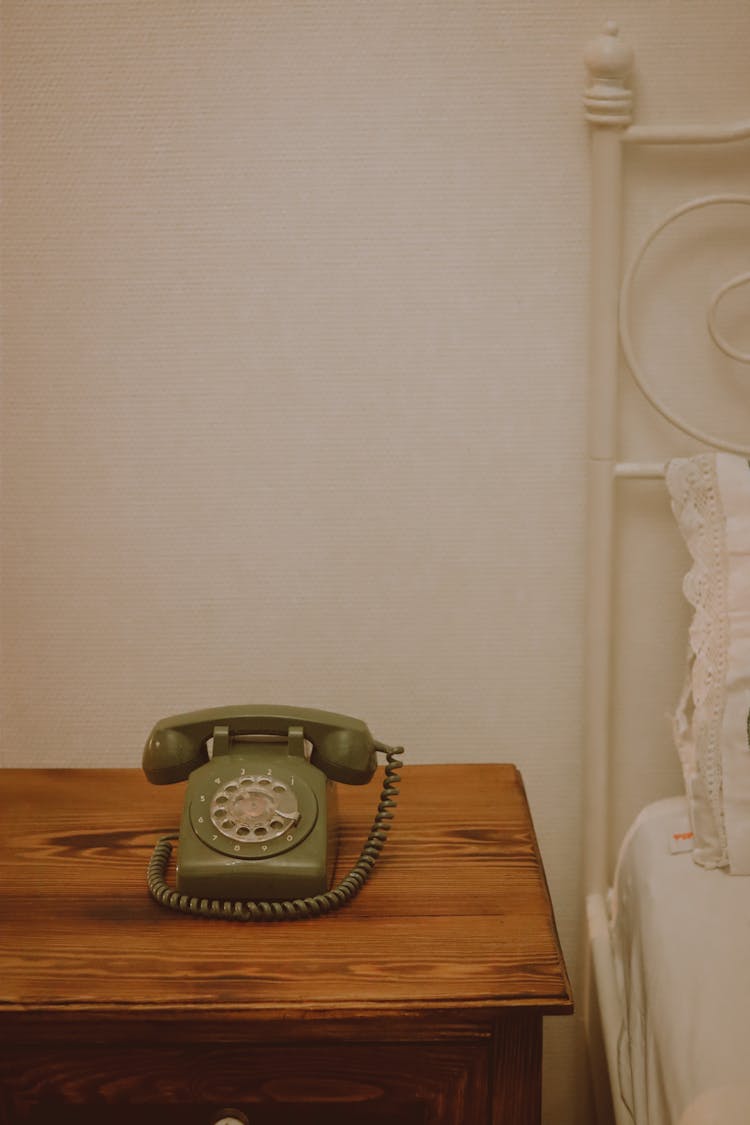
left=666, top=453, right=750, bottom=873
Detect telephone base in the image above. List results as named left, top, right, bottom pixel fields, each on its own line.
left=175, top=749, right=339, bottom=901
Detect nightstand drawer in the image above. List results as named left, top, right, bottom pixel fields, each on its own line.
left=0, top=1042, right=489, bottom=1125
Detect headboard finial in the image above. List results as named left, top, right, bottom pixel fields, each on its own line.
left=584, top=22, right=633, bottom=126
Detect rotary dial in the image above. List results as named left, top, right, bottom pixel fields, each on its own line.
left=209, top=774, right=299, bottom=843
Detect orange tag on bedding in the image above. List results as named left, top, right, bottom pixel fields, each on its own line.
left=669, top=815, right=695, bottom=854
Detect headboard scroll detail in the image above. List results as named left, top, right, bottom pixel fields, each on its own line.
left=708, top=271, right=750, bottom=365
left=620, top=193, right=750, bottom=456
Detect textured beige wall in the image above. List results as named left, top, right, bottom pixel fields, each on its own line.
left=2, top=3, right=749, bottom=1122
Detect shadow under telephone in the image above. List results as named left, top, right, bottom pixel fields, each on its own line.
left=143, top=706, right=403, bottom=922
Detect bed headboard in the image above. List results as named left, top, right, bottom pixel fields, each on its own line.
left=582, top=24, right=750, bottom=1122
left=582, top=21, right=750, bottom=901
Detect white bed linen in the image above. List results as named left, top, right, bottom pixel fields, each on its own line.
left=611, top=796, right=750, bottom=1125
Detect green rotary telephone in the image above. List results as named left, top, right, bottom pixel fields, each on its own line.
left=142, top=705, right=403, bottom=922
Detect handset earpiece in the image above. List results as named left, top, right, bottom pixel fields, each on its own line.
left=310, top=726, right=377, bottom=785
left=142, top=724, right=209, bottom=785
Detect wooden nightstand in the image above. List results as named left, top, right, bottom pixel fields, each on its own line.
left=0, top=764, right=571, bottom=1124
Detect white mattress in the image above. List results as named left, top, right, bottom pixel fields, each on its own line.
left=611, top=796, right=750, bottom=1125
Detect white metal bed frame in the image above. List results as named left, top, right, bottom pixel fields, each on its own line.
left=582, top=22, right=750, bottom=1125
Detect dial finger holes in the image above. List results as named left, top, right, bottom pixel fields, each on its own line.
left=208, top=772, right=301, bottom=843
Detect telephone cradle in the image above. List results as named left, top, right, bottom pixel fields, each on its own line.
left=142, top=705, right=404, bottom=921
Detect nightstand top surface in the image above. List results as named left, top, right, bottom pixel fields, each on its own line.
left=0, top=764, right=572, bottom=1032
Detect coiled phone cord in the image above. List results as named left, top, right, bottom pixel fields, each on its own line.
left=146, top=745, right=404, bottom=921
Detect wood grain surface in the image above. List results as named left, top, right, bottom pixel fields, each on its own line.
left=0, top=764, right=572, bottom=1041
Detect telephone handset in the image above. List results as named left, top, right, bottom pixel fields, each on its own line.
left=142, top=706, right=403, bottom=921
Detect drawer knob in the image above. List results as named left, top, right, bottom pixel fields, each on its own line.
left=210, top=1113, right=248, bottom=1125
